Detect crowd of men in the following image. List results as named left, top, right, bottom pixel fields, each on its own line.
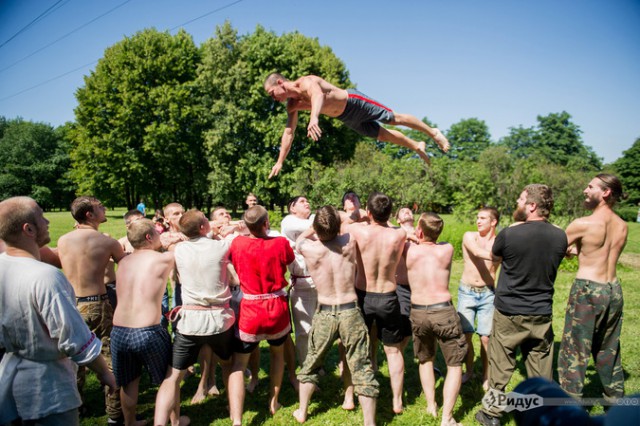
left=0, top=173, right=629, bottom=426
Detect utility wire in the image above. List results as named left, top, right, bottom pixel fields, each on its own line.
left=0, top=0, right=68, bottom=49
left=0, top=0, right=132, bottom=74
left=0, top=0, right=246, bottom=103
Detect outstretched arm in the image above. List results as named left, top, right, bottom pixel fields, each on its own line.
left=269, top=110, right=299, bottom=179
left=305, top=79, right=326, bottom=141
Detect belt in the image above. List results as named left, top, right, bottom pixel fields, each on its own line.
left=318, top=301, right=357, bottom=312
left=243, top=288, right=287, bottom=301
left=165, top=303, right=230, bottom=322
left=411, top=301, right=452, bottom=310
left=76, top=293, right=109, bottom=303
left=459, top=282, right=493, bottom=293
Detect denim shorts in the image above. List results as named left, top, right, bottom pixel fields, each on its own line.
left=456, top=281, right=494, bottom=336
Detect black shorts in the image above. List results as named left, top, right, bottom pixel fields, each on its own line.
left=395, top=284, right=413, bottom=338
left=232, top=333, right=288, bottom=354
left=356, top=288, right=405, bottom=344
left=171, top=327, right=234, bottom=370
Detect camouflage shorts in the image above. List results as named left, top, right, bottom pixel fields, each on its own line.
left=297, top=307, right=379, bottom=398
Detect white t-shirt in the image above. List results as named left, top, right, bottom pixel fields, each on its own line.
left=174, top=238, right=235, bottom=335
left=280, top=213, right=316, bottom=289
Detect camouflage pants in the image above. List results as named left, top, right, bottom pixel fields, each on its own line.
left=76, top=299, right=122, bottom=419
left=558, top=279, right=624, bottom=400
left=297, top=306, right=379, bottom=398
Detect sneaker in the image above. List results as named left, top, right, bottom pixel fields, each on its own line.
left=475, top=410, right=500, bottom=426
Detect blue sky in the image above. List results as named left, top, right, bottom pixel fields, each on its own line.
left=1, top=0, right=638, bottom=164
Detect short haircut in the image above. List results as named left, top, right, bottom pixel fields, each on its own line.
left=313, top=205, right=341, bottom=242
left=366, top=192, right=393, bottom=223
left=163, top=202, right=183, bottom=214
left=127, top=219, right=156, bottom=250
left=123, top=209, right=144, bottom=226
left=479, top=206, right=500, bottom=223
left=243, top=205, right=269, bottom=233
left=71, top=196, right=100, bottom=223
left=524, top=184, right=554, bottom=219
left=596, top=173, right=626, bottom=206
left=264, top=72, right=287, bottom=88
left=0, top=196, right=37, bottom=245
left=287, top=196, right=305, bottom=213
left=180, top=209, right=206, bottom=238
left=210, top=206, right=227, bottom=220
left=342, top=191, right=360, bottom=206
left=417, top=212, right=444, bottom=242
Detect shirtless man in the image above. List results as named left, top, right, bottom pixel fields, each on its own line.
left=395, top=207, right=417, bottom=344
left=558, top=174, right=628, bottom=402
left=293, top=206, right=378, bottom=425
left=264, top=73, right=450, bottom=178
left=57, top=196, right=126, bottom=424
left=160, top=203, right=187, bottom=326
left=228, top=205, right=295, bottom=424
left=348, top=192, right=408, bottom=414
left=458, top=207, right=499, bottom=389
left=155, top=210, right=236, bottom=425
left=405, top=212, right=466, bottom=426
left=111, top=219, right=175, bottom=426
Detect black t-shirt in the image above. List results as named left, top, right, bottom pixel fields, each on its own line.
left=492, top=220, right=568, bottom=316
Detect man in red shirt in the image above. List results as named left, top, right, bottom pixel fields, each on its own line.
left=227, top=205, right=295, bottom=425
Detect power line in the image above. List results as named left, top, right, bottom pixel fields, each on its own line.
left=0, top=0, right=69, bottom=49
left=0, top=0, right=247, bottom=104
left=0, top=0, right=133, bottom=74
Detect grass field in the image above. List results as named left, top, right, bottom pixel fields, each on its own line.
left=44, top=209, right=640, bottom=425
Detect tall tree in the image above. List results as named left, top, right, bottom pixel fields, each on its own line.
left=613, top=137, right=640, bottom=204
left=0, top=118, right=74, bottom=209
left=445, top=118, right=492, bottom=161
left=71, top=28, right=206, bottom=209
left=196, top=23, right=359, bottom=209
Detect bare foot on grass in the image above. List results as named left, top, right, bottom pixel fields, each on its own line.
left=342, top=392, right=355, bottom=411
left=426, top=403, right=438, bottom=418
left=190, top=388, right=207, bottom=405
left=269, top=399, right=282, bottom=415
left=292, top=408, right=307, bottom=423
left=440, top=417, right=462, bottom=426
left=207, top=384, right=220, bottom=396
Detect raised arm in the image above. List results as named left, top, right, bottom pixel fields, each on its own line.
left=462, top=232, right=493, bottom=261
left=295, top=226, right=317, bottom=252
left=269, top=109, right=299, bottom=179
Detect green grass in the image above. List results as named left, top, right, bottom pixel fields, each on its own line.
left=55, top=210, right=639, bottom=425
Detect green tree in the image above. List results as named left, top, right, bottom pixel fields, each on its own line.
left=613, top=137, right=640, bottom=204
left=445, top=118, right=492, bottom=161
left=72, top=28, right=207, bottom=209
left=0, top=118, right=74, bottom=209
left=196, top=23, right=359, bottom=210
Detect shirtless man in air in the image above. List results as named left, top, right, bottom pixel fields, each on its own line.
left=264, top=73, right=450, bottom=178
left=293, top=205, right=378, bottom=425
left=558, top=174, right=628, bottom=402
left=458, top=207, right=500, bottom=389
left=57, top=196, right=127, bottom=424
left=111, top=219, right=177, bottom=426
left=348, top=192, right=408, bottom=414
left=405, top=212, right=466, bottom=426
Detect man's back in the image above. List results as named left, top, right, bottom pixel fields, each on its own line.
left=406, top=242, right=454, bottom=305
left=570, top=209, right=628, bottom=283
left=113, top=250, right=174, bottom=328
left=58, top=229, right=124, bottom=297
left=298, top=233, right=357, bottom=305
left=350, top=222, right=406, bottom=293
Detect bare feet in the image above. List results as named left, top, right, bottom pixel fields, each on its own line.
left=207, top=384, right=220, bottom=396
left=191, top=388, right=207, bottom=405
left=432, top=128, right=450, bottom=152
left=440, top=417, right=462, bottom=426
left=342, top=392, right=355, bottom=411
left=415, top=141, right=431, bottom=165
left=292, top=408, right=307, bottom=423
left=393, top=397, right=404, bottom=414
left=426, top=403, right=438, bottom=418
left=462, top=371, right=475, bottom=384
left=269, top=399, right=282, bottom=415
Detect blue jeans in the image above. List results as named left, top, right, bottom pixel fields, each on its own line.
left=457, top=281, right=494, bottom=336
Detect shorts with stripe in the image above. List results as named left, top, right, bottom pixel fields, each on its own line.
left=111, top=324, right=171, bottom=387
left=337, top=89, right=395, bottom=138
